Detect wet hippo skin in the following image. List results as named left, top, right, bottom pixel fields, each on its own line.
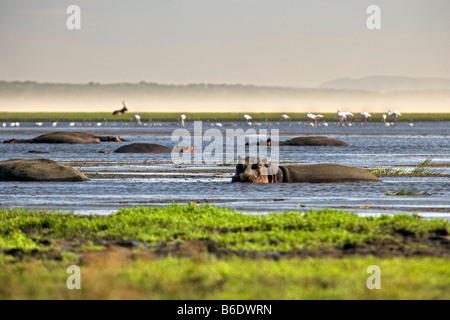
left=232, top=158, right=380, bottom=183
left=0, top=158, right=89, bottom=182
left=279, top=136, right=348, bottom=146
left=114, top=143, right=172, bottom=153
left=247, top=136, right=348, bottom=147
left=3, top=132, right=128, bottom=144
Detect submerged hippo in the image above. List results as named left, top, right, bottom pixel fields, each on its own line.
left=114, top=143, right=193, bottom=153
left=280, top=136, right=348, bottom=146
left=3, top=132, right=128, bottom=144
left=232, top=157, right=380, bottom=183
left=114, top=143, right=172, bottom=153
left=247, top=136, right=348, bottom=147
left=0, top=158, right=89, bottom=182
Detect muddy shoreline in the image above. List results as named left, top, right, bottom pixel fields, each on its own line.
left=4, top=230, right=450, bottom=261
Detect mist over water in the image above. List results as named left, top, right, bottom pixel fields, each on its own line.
left=1, top=84, right=450, bottom=113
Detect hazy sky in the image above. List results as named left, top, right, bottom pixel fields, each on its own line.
left=1, top=0, right=449, bottom=87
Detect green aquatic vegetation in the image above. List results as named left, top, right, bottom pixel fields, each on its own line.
left=0, top=204, right=448, bottom=252
left=386, top=186, right=432, bottom=196
left=418, top=157, right=433, bottom=166
left=368, top=158, right=442, bottom=176
left=367, top=167, right=408, bottom=175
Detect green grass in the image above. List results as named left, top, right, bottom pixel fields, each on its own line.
left=0, top=204, right=448, bottom=252
left=1, top=205, right=449, bottom=300
left=0, top=255, right=449, bottom=300
left=1, top=112, right=450, bottom=121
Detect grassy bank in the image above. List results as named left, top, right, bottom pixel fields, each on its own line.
left=1, top=204, right=449, bottom=253
left=1, top=204, right=449, bottom=299
left=1, top=255, right=448, bottom=300
left=0, top=112, right=449, bottom=121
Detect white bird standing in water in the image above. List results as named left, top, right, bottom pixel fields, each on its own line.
left=306, top=113, right=324, bottom=126
left=382, top=114, right=390, bottom=126
left=336, top=111, right=347, bottom=126
left=337, top=111, right=353, bottom=126
left=134, top=115, right=142, bottom=125
left=243, top=114, right=252, bottom=125
left=388, top=110, right=401, bottom=123
left=359, top=112, right=371, bottom=124
left=180, top=114, right=187, bottom=127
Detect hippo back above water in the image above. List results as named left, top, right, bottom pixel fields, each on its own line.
left=247, top=136, right=348, bottom=147
left=0, top=158, right=89, bottom=182
left=232, top=157, right=380, bottom=183
left=3, top=132, right=128, bottom=144
left=32, top=132, right=100, bottom=144
left=279, top=136, right=348, bottom=146
left=114, top=143, right=172, bottom=153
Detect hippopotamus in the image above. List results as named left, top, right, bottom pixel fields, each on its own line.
left=114, top=143, right=172, bottom=153
left=231, top=157, right=380, bottom=183
left=246, top=136, right=348, bottom=147
left=3, top=132, right=128, bottom=144
left=0, top=158, right=89, bottom=182
left=114, top=143, right=194, bottom=154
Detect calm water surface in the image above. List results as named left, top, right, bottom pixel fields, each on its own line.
left=0, top=120, right=449, bottom=219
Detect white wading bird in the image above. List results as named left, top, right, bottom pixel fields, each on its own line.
left=388, top=110, right=401, bottom=123
left=382, top=114, right=391, bottom=127
left=134, top=115, right=142, bottom=125
left=337, top=111, right=353, bottom=126
left=359, top=112, right=372, bottom=124
left=306, top=113, right=324, bottom=126
left=243, top=114, right=252, bottom=125
left=180, top=114, right=187, bottom=127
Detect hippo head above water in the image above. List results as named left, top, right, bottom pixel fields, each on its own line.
left=231, top=157, right=280, bottom=183
left=231, top=157, right=381, bottom=184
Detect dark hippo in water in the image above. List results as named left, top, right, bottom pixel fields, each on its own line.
left=114, top=143, right=172, bottom=153
left=3, top=132, right=128, bottom=144
left=247, top=136, right=348, bottom=147
left=114, top=143, right=194, bottom=154
left=0, top=158, right=89, bottom=182
left=231, top=157, right=380, bottom=183
left=279, top=136, right=348, bottom=146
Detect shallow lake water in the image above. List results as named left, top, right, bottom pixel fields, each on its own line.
left=0, top=120, right=449, bottom=219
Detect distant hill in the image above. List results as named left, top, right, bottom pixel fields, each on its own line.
left=319, top=76, right=450, bottom=92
